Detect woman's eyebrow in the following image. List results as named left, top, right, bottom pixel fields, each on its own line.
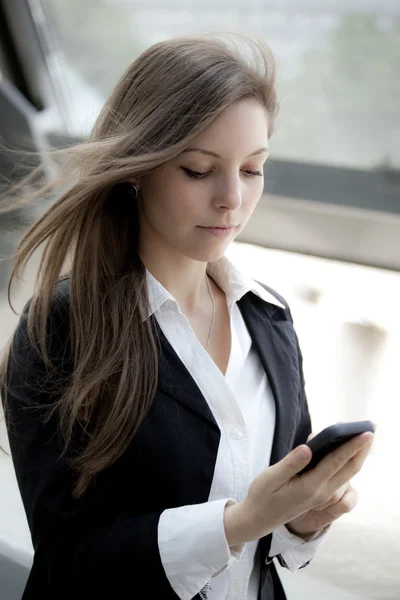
left=182, top=147, right=269, bottom=159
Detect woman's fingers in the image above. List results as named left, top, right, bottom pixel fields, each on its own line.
left=324, top=485, right=358, bottom=518
left=313, top=483, right=348, bottom=510
left=305, top=432, right=374, bottom=498
left=328, top=440, right=373, bottom=492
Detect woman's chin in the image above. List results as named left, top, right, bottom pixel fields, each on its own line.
left=190, top=243, right=230, bottom=263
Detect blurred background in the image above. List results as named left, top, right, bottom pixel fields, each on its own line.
left=0, top=1, right=399, bottom=599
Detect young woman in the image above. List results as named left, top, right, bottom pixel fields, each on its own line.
left=0, top=33, right=374, bottom=600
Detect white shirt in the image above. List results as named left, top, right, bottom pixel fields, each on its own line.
left=145, top=255, right=329, bottom=600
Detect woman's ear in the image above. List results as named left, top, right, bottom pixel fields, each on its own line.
left=127, top=183, right=139, bottom=200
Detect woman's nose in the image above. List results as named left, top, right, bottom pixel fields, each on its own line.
left=214, top=178, right=243, bottom=210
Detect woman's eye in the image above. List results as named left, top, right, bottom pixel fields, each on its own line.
left=181, top=167, right=263, bottom=179
left=181, top=167, right=209, bottom=179
left=243, top=170, right=263, bottom=177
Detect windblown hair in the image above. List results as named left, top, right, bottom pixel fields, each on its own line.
left=0, top=32, right=279, bottom=498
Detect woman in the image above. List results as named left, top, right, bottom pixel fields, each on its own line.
left=0, top=33, right=374, bottom=600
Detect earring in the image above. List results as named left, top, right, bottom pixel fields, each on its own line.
left=130, top=184, right=139, bottom=200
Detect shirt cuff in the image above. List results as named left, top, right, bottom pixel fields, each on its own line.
left=269, top=524, right=331, bottom=572
left=158, top=498, right=246, bottom=600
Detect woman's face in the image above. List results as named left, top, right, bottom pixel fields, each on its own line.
left=136, top=98, right=270, bottom=263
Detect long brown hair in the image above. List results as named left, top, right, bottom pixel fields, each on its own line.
left=0, top=32, right=279, bottom=498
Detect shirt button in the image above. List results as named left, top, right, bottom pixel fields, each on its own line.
left=231, top=429, right=242, bottom=440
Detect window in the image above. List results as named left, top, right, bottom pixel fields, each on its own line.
left=34, top=0, right=400, bottom=169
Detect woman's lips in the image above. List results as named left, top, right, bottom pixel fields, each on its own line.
left=198, top=226, right=236, bottom=238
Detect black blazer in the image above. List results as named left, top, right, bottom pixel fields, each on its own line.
left=3, top=277, right=312, bottom=600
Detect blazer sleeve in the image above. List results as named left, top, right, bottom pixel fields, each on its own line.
left=274, top=304, right=317, bottom=570
left=1, top=295, right=182, bottom=599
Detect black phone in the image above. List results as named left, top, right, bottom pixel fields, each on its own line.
left=298, top=420, right=375, bottom=475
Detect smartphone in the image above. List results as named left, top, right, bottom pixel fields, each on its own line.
left=298, top=420, right=375, bottom=475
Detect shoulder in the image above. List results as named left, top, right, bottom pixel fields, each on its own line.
left=254, top=280, right=289, bottom=310
left=13, top=277, right=72, bottom=362
left=253, top=279, right=293, bottom=324
left=53, top=276, right=71, bottom=308
left=20, top=276, right=71, bottom=318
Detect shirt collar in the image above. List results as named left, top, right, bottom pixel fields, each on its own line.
left=145, top=254, right=285, bottom=320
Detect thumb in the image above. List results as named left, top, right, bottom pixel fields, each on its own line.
left=272, top=444, right=312, bottom=487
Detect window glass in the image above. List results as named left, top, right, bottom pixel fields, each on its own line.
left=36, top=0, right=400, bottom=169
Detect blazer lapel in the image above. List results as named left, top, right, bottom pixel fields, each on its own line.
left=150, top=316, right=219, bottom=430
left=237, top=292, right=301, bottom=466
left=149, top=291, right=301, bottom=465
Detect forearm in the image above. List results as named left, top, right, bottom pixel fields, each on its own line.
left=43, top=511, right=168, bottom=593
left=159, top=498, right=246, bottom=599
left=223, top=500, right=253, bottom=547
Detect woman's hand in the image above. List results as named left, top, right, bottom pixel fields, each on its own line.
left=224, top=427, right=375, bottom=547
left=285, top=426, right=374, bottom=539
left=284, top=481, right=357, bottom=539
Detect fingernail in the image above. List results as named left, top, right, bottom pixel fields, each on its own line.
left=297, top=445, right=310, bottom=459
